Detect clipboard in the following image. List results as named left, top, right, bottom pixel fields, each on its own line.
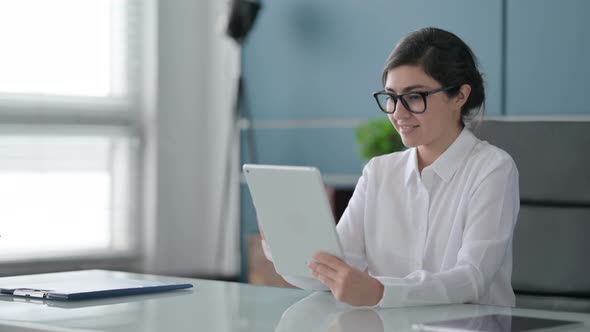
left=0, top=270, right=193, bottom=301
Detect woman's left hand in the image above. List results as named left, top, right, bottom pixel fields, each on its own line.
left=308, top=252, right=384, bottom=307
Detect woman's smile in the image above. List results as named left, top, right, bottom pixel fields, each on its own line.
left=396, top=123, right=420, bottom=134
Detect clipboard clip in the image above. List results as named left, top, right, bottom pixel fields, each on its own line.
left=12, top=288, right=50, bottom=299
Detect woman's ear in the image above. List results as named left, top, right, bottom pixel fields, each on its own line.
left=455, top=84, right=472, bottom=110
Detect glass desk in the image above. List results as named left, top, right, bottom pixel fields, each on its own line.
left=0, top=270, right=589, bottom=332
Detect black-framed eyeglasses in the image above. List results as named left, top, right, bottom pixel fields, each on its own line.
left=372, top=86, right=458, bottom=114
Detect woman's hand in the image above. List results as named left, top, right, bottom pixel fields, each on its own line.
left=308, top=252, right=384, bottom=307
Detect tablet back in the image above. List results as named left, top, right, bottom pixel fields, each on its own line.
left=243, top=164, right=344, bottom=278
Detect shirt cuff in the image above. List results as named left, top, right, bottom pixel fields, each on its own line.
left=372, top=276, right=411, bottom=308
left=261, top=238, right=273, bottom=262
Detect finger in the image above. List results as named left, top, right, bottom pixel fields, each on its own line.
left=312, top=252, right=348, bottom=270
left=312, top=268, right=337, bottom=289
left=309, top=261, right=339, bottom=280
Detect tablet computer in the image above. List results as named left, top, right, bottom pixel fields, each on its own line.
left=412, top=314, right=583, bottom=332
left=243, top=164, right=344, bottom=278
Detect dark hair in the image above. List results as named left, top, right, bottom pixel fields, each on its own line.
left=382, top=27, right=485, bottom=125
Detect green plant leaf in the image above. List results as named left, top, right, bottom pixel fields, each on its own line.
left=355, top=118, right=404, bottom=160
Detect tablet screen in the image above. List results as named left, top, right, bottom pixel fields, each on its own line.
left=413, top=314, right=583, bottom=332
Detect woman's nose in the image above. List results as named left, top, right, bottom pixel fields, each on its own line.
left=393, top=102, right=411, bottom=120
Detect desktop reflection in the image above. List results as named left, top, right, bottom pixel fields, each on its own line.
left=273, top=291, right=518, bottom=332
left=275, top=292, right=384, bottom=332
left=327, top=309, right=384, bottom=332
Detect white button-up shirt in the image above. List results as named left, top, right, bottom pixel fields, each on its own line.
left=263, top=128, right=519, bottom=308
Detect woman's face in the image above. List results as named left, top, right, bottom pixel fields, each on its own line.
left=384, top=65, right=464, bottom=150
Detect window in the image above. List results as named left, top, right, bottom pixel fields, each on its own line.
left=0, top=0, right=143, bottom=262
left=0, top=0, right=128, bottom=98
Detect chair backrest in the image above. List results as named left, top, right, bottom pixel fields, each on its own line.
left=474, top=120, right=590, bottom=311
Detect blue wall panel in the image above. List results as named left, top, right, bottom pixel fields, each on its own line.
left=243, top=0, right=503, bottom=120
left=241, top=126, right=365, bottom=174
left=506, top=0, right=590, bottom=114
left=241, top=184, right=258, bottom=234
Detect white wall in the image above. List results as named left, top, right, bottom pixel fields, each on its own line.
left=142, top=0, right=240, bottom=277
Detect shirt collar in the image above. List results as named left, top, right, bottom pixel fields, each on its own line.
left=404, top=148, right=419, bottom=185
left=404, top=127, right=479, bottom=184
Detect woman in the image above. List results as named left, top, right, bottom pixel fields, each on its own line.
left=261, top=27, right=519, bottom=308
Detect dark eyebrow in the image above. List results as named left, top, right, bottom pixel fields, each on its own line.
left=385, top=84, right=431, bottom=94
